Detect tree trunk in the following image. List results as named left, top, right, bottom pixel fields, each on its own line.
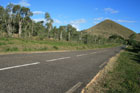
left=29, top=32, right=31, bottom=38
left=31, top=22, right=34, bottom=36
left=79, top=32, right=82, bottom=41
left=7, top=23, right=12, bottom=37
left=94, top=37, right=97, bottom=44
left=5, top=19, right=12, bottom=37
left=18, top=20, right=22, bottom=37
left=48, top=26, right=52, bottom=38
left=59, top=31, right=63, bottom=40
left=68, top=31, right=70, bottom=41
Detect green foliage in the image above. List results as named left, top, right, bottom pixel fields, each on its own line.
left=100, top=50, right=140, bottom=93
left=4, top=47, right=19, bottom=52
left=128, top=33, right=140, bottom=52
left=53, top=46, right=59, bottom=50
left=38, top=47, right=48, bottom=51
left=0, top=42, right=6, bottom=46
left=0, top=4, right=127, bottom=48
left=109, top=34, right=124, bottom=40
left=0, top=37, right=120, bottom=52
left=129, top=33, right=136, bottom=40
left=109, top=34, right=126, bottom=44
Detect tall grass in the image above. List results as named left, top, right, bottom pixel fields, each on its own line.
left=96, top=49, right=140, bottom=93
left=0, top=37, right=120, bottom=53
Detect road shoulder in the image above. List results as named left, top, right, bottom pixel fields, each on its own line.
left=81, top=50, right=123, bottom=93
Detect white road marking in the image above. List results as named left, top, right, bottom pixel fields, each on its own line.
left=76, top=54, right=88, bottom=57
left=46, top=57, right=71, bottom=62
left=65, top=82, right=83, bottom=93
left=0, top=62, right=40, bottom=71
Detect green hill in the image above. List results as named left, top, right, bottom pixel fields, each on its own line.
left=84, top=19, right=136, bottom=39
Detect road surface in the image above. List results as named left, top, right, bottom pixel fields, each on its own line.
left=0, top=46, right=123, bottom=93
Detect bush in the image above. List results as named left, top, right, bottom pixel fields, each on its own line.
left=38, top=47, right=48, bottom=51
left=0, top=42, right=6, bottom=46
left=53, top=46, right=59, bottom=50
left=4, top=47, right=19, bottom=52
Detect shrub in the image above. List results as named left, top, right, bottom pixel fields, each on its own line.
left=4, top=47, right=19, bottom=52
left=53, top=46, right=59, bottom=50
left=0, top=42, right=6, bottom=46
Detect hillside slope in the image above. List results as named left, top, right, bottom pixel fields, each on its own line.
left=85, top=19, right=136, bottom=39
left=136, top=34, right=140, bottom=41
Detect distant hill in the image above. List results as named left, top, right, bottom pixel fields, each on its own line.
left=84, top=19, right=136, bottom=39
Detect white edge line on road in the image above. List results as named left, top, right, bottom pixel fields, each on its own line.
left=76, top=54, right=88, bottom=57
left=46, top=57, right=71, bottom=62
left=65, top=82, right=83, bottom=93
left=0, top=62, right=40, bottom=71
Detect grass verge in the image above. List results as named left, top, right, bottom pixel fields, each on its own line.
left=0, top=37, right=120, bottom=53
left=82, top=47, right=140, bottom=93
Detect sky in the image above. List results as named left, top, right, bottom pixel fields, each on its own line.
left=0, top=0, right=140, bottom=33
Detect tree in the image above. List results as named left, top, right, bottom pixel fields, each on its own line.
left=129, top=33, right=136, bottom=40
left=45, top=12, right=53, bottom=38
left=5, top=3, right=15, bottom=37
left=52, top=26, right=58, bottom=39
left=83, top=34, right=89, bottom=44
left=0, top=6, right=5, bottom=36
left=66, top=24, right=77, bottom=41
left=128, top=33, right=136, bottom=45
left=34, top=21, right=46, bottom=38
left=23, top=17, right=32, bottom=37
left=13, top=5, right=32, bottom=37
left=109, top=34, right=125, bottom=43
left=58, top=26, right=65, bottom=40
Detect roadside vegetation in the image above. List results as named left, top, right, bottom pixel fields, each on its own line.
left=0, top=37, right=120, bottom=53
left=0, top=3, right=126, bottom=53
left=0, top=3, right=138, bottom=54
left=0, top=3, right=140, bottom=92
left=83, top=33, right=140, bottom=93
left=102, top=48, right=140, bottom=93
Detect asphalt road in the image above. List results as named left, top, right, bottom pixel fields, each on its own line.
left=0, top=46, right=123, bottom=93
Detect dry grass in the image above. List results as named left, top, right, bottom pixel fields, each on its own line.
left=85, top=20, right=136, bottom=39
left=0, top=37, right=120, bottom=53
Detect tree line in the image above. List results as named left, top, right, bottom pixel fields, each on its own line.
left=1, top=3, right=138, bottom=45
left=0, top=3, right=81, bottom=41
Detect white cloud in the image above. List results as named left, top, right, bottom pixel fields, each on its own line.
left=117, top=20, right=136, bottom=23
left=94, top=17, right=104, bottom=21
left=71, top=24, right=80, bottom=31
left=93, top=17, right=136, bottom=24
left=33, top=11, right=45, bottom=15
left=54, top=19, right=62, bottom=24
left=93, top=21, right=100, bottom=24
left=104, top=8, right=119, bottom=14
left=70, top=19, right=86, bottom=31
left=70, top=19, right=86, bottom=24
left=33, top=18, right=45, bottom=22
left=93, top=17, right=105, bottom=24
left=18, top=0, right=30, bottom=7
